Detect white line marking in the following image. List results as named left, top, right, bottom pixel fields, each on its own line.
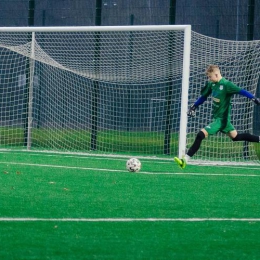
left=1, top=148, right=260, bottom=167
left=0, top=161, right=259, bottom=177
left=1, top=150, right=172, bottom=164
left=1, top=217, right=260, bottom=222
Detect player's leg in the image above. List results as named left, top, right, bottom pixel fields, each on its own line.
left=223, top=120, right=260, bottom=142
left=186, top=129, right=207, bottom=157
left=174, top=129, right=206, bottom=169
left=174, top=119, right=221, bottom=169
left=228, top=130, right=260, bottom=142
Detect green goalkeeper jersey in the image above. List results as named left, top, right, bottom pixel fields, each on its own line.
left=201, top=77, right=241, bottom=119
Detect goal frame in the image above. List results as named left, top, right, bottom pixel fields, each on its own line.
left=0, top=25, right=191, bottom=154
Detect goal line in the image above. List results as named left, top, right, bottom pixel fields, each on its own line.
left=1, top=217, right=260, bottom=222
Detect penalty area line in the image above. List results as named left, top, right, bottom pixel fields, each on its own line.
left=1, top=218, right=260, bottom=222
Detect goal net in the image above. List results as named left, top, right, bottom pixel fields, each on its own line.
left=0, top=25, right=191, bottom=157
left=0, top=26, right=259, bottom=164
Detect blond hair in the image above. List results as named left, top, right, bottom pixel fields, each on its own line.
left=206, top=65, right=220, bottom=74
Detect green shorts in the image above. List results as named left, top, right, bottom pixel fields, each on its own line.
left=204, top=118, right=235, bottom=135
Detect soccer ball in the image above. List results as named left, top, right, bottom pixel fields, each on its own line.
left=126, top=158, right=141, bottom=172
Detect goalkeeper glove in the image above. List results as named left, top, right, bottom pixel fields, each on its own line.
left=252, top=97, right=260, bottom=106
left=187, top=104, right=196, bottom=117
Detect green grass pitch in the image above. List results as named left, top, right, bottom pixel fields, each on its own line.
left=0, top=150, right=260, bottom=259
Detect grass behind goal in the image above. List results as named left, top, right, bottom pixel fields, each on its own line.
left=1, top=151, right=260, bottom=259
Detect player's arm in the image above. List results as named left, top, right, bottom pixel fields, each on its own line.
left=187, top=96, right=207, bottom=117
left=226, top=82, right=260, bottom=105
left=187, top=82, right=210, bottom=117
left=239, top=89, right=260, bottom=105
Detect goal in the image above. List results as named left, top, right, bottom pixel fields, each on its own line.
left=0, top=26, right=259, bottom=164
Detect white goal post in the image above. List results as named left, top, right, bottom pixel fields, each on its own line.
left=0, top=25, right=259, bottom=164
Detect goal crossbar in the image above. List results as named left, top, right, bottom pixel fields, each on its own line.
left=0, top=25, right=191, bottom=32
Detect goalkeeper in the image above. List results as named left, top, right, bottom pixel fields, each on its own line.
left=174, top=65, right=260, bottom=169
